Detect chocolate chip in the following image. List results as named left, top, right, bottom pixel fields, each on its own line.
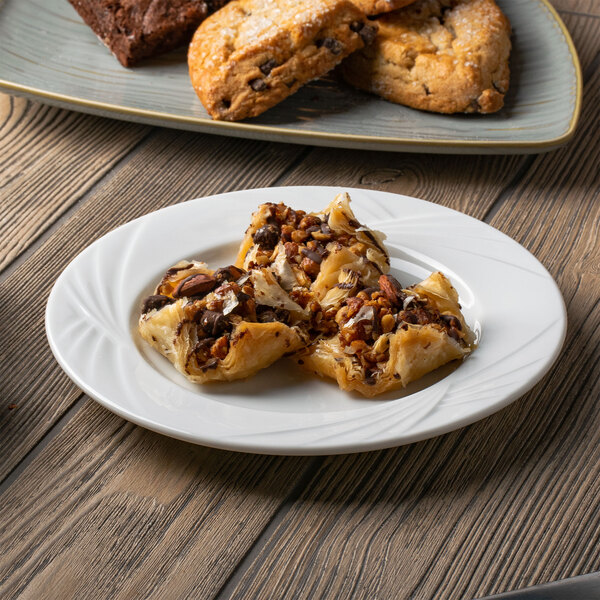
left=372, top=315, right=380, bottom=336
left=257, top=309, right=277, bottom=323
left=199, top=310, right=229, bottom=337
left=222, top=99, right=231, bottom=109
left=257, top=306, right=289, bottom=323
left=441, top=314, right=462, bottom=330
left=253, top=224, right=280, bottom=249
left=173, top=273, right=217, bottom=298
left=357, top=23, right=377, bottom=45
left=313, top=241, right=327, bottom=256
left=193, top=337, right=215, bottom=353
left=275, top=308, right=290, bottom=323
left=448, top=328, right=461, bottom=341
left=249, top=78, right=267, bottom=91
left=360, top=286, right=379, bottom=298
left=141, top=294, right=173, bottom=313
left=201, top=358, right=219, bottom=371
left=164, top=264, right=194, bottom=277
left=259, top=58, right=277, bottom=75
left=316, top=37, right=343, bottom=55
left=301, top=248, right=323, bottom=264
left=350, top=21, right=377, bottom=46
left=214, top=265, right=246, bottom=284
left=402, top=312, right=419, bottom=324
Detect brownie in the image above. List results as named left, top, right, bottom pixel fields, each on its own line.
left=68, top=0, right=229, bottom=67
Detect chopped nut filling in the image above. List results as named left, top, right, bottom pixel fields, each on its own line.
left=335, top=274, right=467, bottom=379
left=245, top=202, right=374, bottom=283
left=141, top=264, right=300, bottom=368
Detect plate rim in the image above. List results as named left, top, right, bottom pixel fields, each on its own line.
left=45, top=186, right=568, bottom=455
left=0, top=0, right=582, bottom=153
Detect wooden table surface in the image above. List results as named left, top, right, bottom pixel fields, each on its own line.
left=1, top=1, right=598, bottom=597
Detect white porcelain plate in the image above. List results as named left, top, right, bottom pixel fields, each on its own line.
left=0, top=0, right=581, bottom=153
left=46, top=187, right=566, bottom=454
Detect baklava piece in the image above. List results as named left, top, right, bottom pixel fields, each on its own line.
left=298, top=271, right=476, bottom=396
left=235, top=192, right=390, bottom=308
left=138, top=261, right=307, bottom=383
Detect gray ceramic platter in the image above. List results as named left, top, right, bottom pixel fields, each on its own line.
left=0, top=0, right=582, bottom=154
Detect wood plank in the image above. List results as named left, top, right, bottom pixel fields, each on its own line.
left=552, top=0, right=600, bottom=17
left=0, top=401, right=316, bottom=599
left=271, top=9, right=597, bottom=211
left=277, top=146, right=527, bottom=221
left=561, top=11, right=600, bottom=68
left=0, top=95, right=150, bottom=272
left=0, top=126, right=306, bottom=482
left=0, top=12, right=596, bottom=600
left=223, top=15, right=600, bottom=600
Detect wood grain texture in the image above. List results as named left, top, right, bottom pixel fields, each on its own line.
left=278, top=149, right=528, bottom=221
left=552, top=0, right=600, bottom=16
left=557, top=11, right=600, bottom=70
left=0, top=124, right=306, bottom=482
left=0, top=401, right=316, bottom=599
left=219, top=16, right=600, bottom=600
left=0, top=2, right=596, bottom=599
left=0, top=94, right=150, bottom=273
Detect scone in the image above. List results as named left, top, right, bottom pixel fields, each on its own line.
left=351, top=0, right=416, bottom=15
left=297, top=272, right=476, bottom=397
left=235, top=193, right=390, bottom=308
left=188, top=0, right=378, bottom=120
left=342, top=0, right=511, bottom=113
left=139, top=261, right=306, bottom=383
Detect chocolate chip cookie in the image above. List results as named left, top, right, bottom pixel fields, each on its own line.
left=342, top=0, right=511, bottom=113
left=188, top=0, right=377, bottom=120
